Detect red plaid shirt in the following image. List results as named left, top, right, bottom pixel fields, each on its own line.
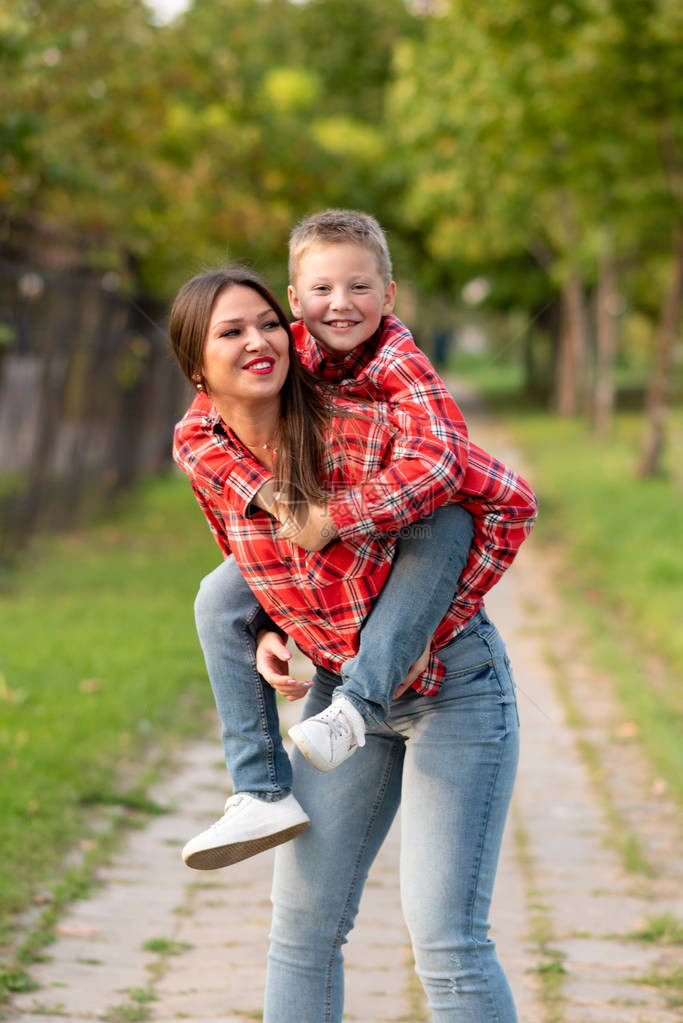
left=174, top=313, right=537, bottom=692
left=291, top=315, right=538, bottom=661
left=175, top=399, right=465, bottom=675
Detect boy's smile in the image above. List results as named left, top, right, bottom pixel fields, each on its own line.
left=288, top=243, right=396, bottom=356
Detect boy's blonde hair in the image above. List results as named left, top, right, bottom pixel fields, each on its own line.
left=288, top=209, right=393, bottom=286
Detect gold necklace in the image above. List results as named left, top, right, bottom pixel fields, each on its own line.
left=243, top=439, right=277, bottom=453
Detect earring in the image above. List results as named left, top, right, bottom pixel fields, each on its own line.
left=195, top=382, right=204, bottom=391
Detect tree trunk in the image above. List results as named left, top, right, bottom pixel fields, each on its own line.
left=638, top=222, right=683, bottom=477
left=593, top=250, right=618, bottom=438
left=555, top=268, right=588, bottom=417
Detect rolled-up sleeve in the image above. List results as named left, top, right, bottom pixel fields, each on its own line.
left=326, top=405, right=468, bottom=540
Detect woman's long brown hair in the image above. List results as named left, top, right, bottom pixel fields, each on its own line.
left=169, top=264, right=333, bottom=507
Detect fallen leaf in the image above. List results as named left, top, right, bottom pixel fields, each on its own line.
left=56, top=924, right=98, bottom=938
left=79, top=679, right=103, bottom=694
left=0, top=674, right=27, bottom=703
left=615, top=720, right=638, bottom=740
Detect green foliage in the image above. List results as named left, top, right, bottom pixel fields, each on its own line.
left=388, top=0, right=683, bottom=275
left=2, top=0, right=682, bottom=389
left=0, top=966, right=38, bottom=994
left=1, top=0, right=163, bottom=240
left=1, top=0, right=419, bottom=297
left=385, top=0, right=683, bottom=425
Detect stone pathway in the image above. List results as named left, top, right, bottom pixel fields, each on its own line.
left=5, top=401, right=683, bottom=1022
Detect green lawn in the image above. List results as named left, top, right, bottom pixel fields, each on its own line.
left=0, top=473, right=221, bottom=953
left=453, top=353, right=683, bottom=801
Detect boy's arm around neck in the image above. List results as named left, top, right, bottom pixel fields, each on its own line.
left=325, top=402, right=468, bottom=541
left=324, top=317, right=471, bottom=541
left=368, top=322, right=539, bottom=612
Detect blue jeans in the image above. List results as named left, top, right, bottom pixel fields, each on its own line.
left=194, top=504, right=474, bottom=800
left=265, top=610, right=520, bottom=1023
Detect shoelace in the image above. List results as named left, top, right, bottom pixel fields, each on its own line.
left=322, top=708, right=352, bottom=741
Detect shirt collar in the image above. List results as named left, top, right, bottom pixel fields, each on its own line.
left=196, top=395, right=240, bottom=450
left=301, top=321, right=384, bottom=383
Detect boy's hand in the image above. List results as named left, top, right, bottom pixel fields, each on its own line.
left=393, top=641, right=431, bottom=699
left=277, top=502, right=338, bottom=552
left=252, top=483, right=337, bottom=552
left=256, top=629, right=312, bottom=701
left=252, top=480, right=278, bottom=514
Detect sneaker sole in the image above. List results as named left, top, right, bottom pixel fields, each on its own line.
left=183, top=820, right=310, bottom=870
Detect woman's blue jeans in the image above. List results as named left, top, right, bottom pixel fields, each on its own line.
left=193, top=504, right=474, bottom=800
left=265, top=610, right=520, bottom=1023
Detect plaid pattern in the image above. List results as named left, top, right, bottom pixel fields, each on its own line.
left=291, top=315, right=538, bottom=689
left=174, top=314, right=537, bottom=692
left=176, top=403, right=453, bottom=674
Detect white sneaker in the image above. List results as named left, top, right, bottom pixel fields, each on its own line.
left=288, top=694, right=366, bottom=773
left=182, top=792, right=310, bottom=870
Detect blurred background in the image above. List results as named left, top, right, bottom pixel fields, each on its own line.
left=1, top=0, right=682, bottom=551
left=1, top=0, right=682, bottom=1009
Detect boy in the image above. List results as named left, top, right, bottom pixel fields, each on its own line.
left=174, top=210, right=537, bottom=869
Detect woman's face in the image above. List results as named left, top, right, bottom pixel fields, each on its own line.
left=201, top=285, right=290, bottom=409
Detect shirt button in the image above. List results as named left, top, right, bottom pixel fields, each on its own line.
left=284, top=556, right=292, bottom=563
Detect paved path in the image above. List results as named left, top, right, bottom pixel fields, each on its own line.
left=6, top=401, right=683, bottom=1022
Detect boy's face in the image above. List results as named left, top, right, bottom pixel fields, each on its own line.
left=288, top=243, right=396, bottom=356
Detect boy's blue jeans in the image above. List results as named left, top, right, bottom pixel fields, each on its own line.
left=193, top=504, right=474, bottom=800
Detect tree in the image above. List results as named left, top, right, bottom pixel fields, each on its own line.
left=1, top=0, right=166, bottom=256
left=1, top=0, right=418, bottom=299
left=385, top=0, right=683, bottom=442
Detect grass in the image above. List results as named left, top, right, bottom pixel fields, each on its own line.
left=628, top=913, right=683, bottom=946
left=545, top=646, right=655, bottom=877
left=0, top=966, right=38, bottom=995
left=0, top=472, right=220, bottom=964
left=512, top=810, right=567, bottom=1022
left=142, top=937, right=192, bottom=957
left=452, top=352, right=683, bottom=803
left=104, top=987, right=157, bottom=1022
left=630, top=966, right=683, bottom=1008
left=513, top=408, right=683, bottom=802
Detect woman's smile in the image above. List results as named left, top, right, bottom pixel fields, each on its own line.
left=243, top=357, right=276, bottom=374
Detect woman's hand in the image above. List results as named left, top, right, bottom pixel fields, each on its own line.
left=393, top=641, right=431, bottom=700
left=256, top=630, right=313, bottom=702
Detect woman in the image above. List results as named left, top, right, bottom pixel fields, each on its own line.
left=169, top=265, right=520, bottom=1022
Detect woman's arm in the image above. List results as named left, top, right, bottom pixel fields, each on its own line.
left=252, top=480, right=338, bottom=552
